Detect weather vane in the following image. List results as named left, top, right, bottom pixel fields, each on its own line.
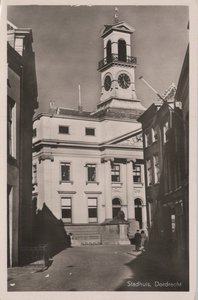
left=114, top=7, right=119, bottom=23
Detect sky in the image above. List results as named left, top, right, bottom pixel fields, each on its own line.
left=7, top=5, right=189, bottom=114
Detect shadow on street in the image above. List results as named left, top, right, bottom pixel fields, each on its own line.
left=116, top=250, right=189, bottom=291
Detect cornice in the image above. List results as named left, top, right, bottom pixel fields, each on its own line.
left=33, top=138, right=143, bottom=152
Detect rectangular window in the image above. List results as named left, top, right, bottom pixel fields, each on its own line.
left=144, top=133, right=148, bottom=147
left=176, top=157, right=181, bottom=187
left=163, top=121, right=169, bottom=143
left=61, top=197, right=72, bottom=223
left=133, top=164, right=141, bottom=183
left=153, top=154, right=160, bottom=183
left=88, top=198, right=97, bottom=223
left=7, top=98, right=15, bottom=157
left=59, top=126, right=69, bottom=134
left=171, top=214, right=176, bottom=233
left=111, top=164, right=120, bottom=182
left=32, top=164, right=37, bottom=185
left=61, top=162, right=70, bottom=181
left=33, top=128, right=37, bottom=137
left=146, top=159, right=153, bottom=186
left=87, top=164, right=96, bottom=182
left=151, top=127, right=158, bottom=142
left=85, top=127, right=95, bottom=136
left=144, top=130, right=152, bottom=147
left=164, top=156, right=169, bottom=193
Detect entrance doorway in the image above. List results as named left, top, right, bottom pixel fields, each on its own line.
left=112, top=198, right=121, bottom=219
left=134, top=198, right=143, bottom=229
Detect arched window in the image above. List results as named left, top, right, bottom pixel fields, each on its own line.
left=118, top=39, right=127, bottom=62
left=134, top=198, right=143, bottom=228
left=106, top=40, right=112, bottom=64
left=112, top=198, right=121, bottom=219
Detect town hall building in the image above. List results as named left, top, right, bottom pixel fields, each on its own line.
left=32, top=15, right=147, bottom=245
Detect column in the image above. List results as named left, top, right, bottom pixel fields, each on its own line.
left=103, top=158, right=112, bottom=221
left=126, top=159, right=135, bottom=220
left=142, top=204, right=147, bottom=229
left=112, top=41, right=117, bottom=56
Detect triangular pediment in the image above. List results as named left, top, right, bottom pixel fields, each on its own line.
left=101, top=21, right=135, bottom=37
left=114, top=22, right=135, bottom=32
left=101, top=129, right=143, bottom=148
left=116, top=25, right=130, bottom=31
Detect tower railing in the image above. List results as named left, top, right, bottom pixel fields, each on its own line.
left=98, top=54, right=137, bottom=70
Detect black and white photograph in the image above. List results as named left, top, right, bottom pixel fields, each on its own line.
left=2, top=1, right=197, bottom=298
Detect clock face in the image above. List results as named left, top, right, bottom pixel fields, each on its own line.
left=118, top=73, right=131, bottom=89
left=104, top=75, right=112, bottom=91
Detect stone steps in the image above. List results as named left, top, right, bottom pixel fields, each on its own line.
left=64, top=224, right=102, bottom=246
left=64, top=223, right=130, bottom=246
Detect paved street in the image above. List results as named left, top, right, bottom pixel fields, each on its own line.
left=8, top=245, right=135, bottom=291
left=8, top=244, right=188, bottom=291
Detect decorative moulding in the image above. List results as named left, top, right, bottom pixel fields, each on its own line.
left=57, top=191, right=76, bottom=194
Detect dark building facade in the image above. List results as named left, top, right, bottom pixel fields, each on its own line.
left=138, top=46, right=189, bottom=270
left=7, top=21, right=38, bottom=266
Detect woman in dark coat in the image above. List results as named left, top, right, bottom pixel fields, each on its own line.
left=134, top=230, right=141, bottom=251
left=140, top=230, right=147, bottom=250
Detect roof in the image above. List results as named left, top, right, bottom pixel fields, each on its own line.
left=57, top=107, right=93, bottom=118
left=7, top=21, right=18, bottom=30
left=137, top=102, right=161, bottom=125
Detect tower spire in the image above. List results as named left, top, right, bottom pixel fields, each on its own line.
left=114, top=7, right=119, bottom=24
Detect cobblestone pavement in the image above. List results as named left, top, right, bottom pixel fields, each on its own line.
left=8, top=244, right=188, bottom=291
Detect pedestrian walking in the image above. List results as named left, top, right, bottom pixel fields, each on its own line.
left=69, top=233, right=73, bottom=247
left=134, top=230, right=141, bottom=251
left=140, top=230, right=147, bottom=251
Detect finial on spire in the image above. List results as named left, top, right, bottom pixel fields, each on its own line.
left=114, top=7, right=119, bottom=23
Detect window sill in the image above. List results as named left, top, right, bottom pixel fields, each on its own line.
left=88, top=222, right=98, bottom=224
left=147, top=184, right=153, bottom=188
left=59, top=180, right=74, bottom=184
left=86, top=181, right=99, bottom=185
left=59, top=133, right=70, bottom=135
left=112, top=182, right=123, bottom=187
left=134, top=182, right=144, bottom=187
left=147, top=182, right=160, bottom=188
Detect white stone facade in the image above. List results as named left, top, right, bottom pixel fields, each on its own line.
left=33, top=113, right=146, bottom=230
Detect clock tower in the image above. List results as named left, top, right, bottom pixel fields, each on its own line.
left=93, top=10, right=145, bottom=118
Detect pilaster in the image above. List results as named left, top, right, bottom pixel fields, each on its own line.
left=126, top=159, right=135, bottom=220
left=102, top=158, right=113, bottom=220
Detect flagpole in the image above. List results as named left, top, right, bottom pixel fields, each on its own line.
left=78, top=84, right=82, bottom=111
